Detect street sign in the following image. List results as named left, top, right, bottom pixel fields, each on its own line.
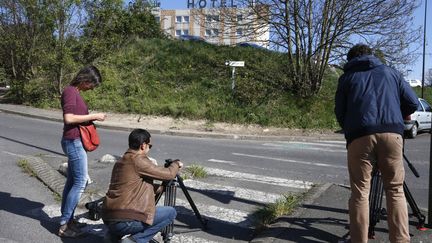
left=227, top=61, right=245, bottom=67
left=225, top=60, right=245, bottom=92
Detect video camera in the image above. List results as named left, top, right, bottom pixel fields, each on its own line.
left=85, top=197, right=104, bottom=220
left=164, top=158, right=180, bottom=168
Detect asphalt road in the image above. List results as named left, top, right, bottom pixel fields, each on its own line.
left=1, top=111, right=431, bottom=242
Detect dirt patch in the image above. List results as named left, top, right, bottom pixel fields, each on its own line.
left=104, top=112, right=342, bottom=139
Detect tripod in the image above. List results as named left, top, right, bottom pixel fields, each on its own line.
left=155, top=159, right=208, bottom=243
left=368, top=153, right=426, bottom=239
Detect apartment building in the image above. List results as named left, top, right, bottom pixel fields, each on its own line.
left=152, top=5, right=270, bottom=48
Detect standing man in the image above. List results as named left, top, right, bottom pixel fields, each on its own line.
left=334, top=44, right=418, bottom=243
left=102, top=129, right=183, bottom=243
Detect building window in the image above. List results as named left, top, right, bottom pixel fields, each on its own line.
left=155, top=16, right=160, bottom=23
left=183, top=16, right=189, bottom=23
left=175, top=29, right=181, bottom=36
left=212, top=29, right=219, bottom=36
left=183, top=29, right=189, bottom=35
left=176, top=16, right=182, bottom=23
left=206, top=15, right=220, bottom=22
left=237, top=14, right=243, bottom=21
left=205, top=29, right=211, bottom=36
left=236, top=28, right=243, bottom=36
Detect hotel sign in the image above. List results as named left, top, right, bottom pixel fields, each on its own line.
left=187, top=0, right=238, bottom=9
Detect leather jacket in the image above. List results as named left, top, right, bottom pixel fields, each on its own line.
left=102, top=149, right=180, bottom=225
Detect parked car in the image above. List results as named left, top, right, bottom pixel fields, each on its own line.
left=178, top=35, right=206, bottom=42
left=236, top=42, right=266, bottom=49
left=406, top=79, right=422, bottom=87
left=404, top=98, right=432, bottom=138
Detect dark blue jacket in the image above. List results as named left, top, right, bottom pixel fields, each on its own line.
left=334, top=55, right=418, bottom=144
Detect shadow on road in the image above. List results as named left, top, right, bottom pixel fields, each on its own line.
left=0, top=191, right=58, bottom=236
left=0, top=135, right=63, bottom=156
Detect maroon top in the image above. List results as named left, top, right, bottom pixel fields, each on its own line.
left=61, top=85, right=89, bottom=139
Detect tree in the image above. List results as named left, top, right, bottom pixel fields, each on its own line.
left=49, top=0, right=84, bottom=94
left=0, top=0, right=56, bottom=102
left=426, top=68, right=432, bottom=87
left=210, top=0, right=421, bottom=97
left=79, top=0, right=163, bottom=63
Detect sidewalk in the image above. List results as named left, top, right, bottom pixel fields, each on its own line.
left=1, top=103, right=430, bottom=242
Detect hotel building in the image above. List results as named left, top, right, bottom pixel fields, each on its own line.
left=152, top=4, right=270, bottom=48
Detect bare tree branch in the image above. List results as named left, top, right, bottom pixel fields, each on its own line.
left=209, top=0, right=421, bottom=97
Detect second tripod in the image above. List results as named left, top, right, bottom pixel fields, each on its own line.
left=368, top=154, right=426, bottom=239
left=155, top=159, right=208, bottom=243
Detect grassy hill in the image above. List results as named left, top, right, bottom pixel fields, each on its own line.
left=83, top=38, right=340, bottom=129
left=26, top=38, right=431, bottom=130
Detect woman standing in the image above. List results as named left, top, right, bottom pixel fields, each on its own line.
left=59, top=65, right=106, bottom=238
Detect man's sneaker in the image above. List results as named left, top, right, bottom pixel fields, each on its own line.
left=120, top=235, right=136, bottom=243
left=58, top=224, right=86, bottom=238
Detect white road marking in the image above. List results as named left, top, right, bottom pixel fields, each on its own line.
left=268, top=141, right=345, bottom=148
left=160, top=198, right=252, bottom=228
left=3, top=151, right=27, bottom=158
left=183, top=180, right=283, bottom=204
left=208, top=159, right=237, bottom=165
left=320, top=140, right=346, bottom=144
left=171, top=234, right=220, bottom=243
left=262, top=142, right=345, bottom=153
left=232, top=152, right=346, bottom=169
left=205, top=167, right=313, bottom=189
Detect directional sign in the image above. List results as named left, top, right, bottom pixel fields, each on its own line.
left=228, top=61, right=245, bottom=67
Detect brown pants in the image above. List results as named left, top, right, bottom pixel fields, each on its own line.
left=347, top=133, right=409, bottom=243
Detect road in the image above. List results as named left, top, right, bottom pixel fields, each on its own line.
left=0, top=111, right=430, bottom=242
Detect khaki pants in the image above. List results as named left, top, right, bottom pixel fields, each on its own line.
left=347, top=133, right=409, bottom=243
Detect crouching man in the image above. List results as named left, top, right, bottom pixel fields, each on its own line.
left=102, top=128, right=183, bottom=243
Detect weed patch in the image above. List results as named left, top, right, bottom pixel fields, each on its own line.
left=252, top=193, right=300, bottom=231
left=183, top=164, right=208, bottom=179
left=17, top=159, right=36, bottom=177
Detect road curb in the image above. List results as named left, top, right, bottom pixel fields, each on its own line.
left=25, top=156, right=65, bottom=196
left=25, top=155, right=104, bottom=208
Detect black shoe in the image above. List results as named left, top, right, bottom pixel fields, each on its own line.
left=58, top=224, right=86, bottom=238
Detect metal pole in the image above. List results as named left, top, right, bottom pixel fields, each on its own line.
left=424, top=0, right=432, bottom=227
left=231, top=67, right=236, bottom=91
left=421, top=0, right=427, bottom=98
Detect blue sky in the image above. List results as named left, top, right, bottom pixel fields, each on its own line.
left=159, top=0, right=431, bottom=80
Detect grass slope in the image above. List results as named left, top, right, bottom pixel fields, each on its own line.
left=83, top=38, right=340, bottom=129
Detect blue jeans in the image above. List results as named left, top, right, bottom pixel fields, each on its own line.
left=60, top=138, right=88, bottom=225
left=107, top=206, right=177, bottom=243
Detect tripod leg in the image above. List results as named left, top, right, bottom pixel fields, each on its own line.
left=176, top=175, right=208, bottom=229
left=161, top=181, right=176, bottom=243
left=403, top=182, right=427, bottom=230
left=369, top=170, right=384, bottom=239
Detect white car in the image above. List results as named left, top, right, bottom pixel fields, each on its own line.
left=406, top=79, right=422, bottom=87
left=404, top=98, right=432, bottom=138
